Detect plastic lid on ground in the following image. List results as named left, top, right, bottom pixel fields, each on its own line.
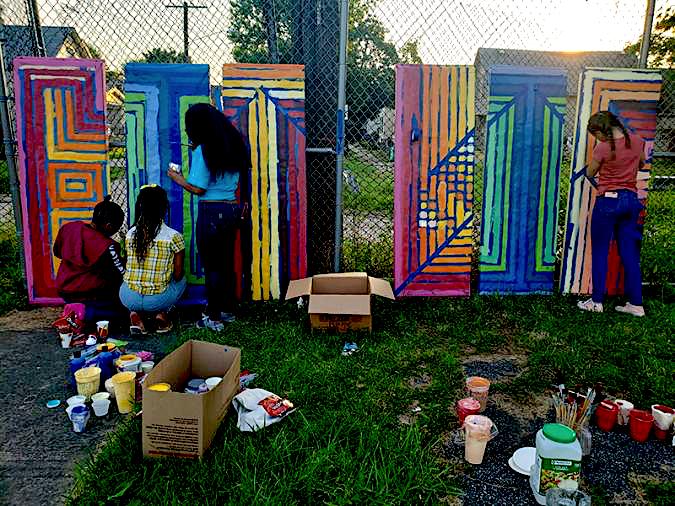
left=543, top=423, right=576, bottom=444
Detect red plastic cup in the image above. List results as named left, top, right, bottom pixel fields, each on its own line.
left=595, top=400, right=619, bottom=432
left=456, top=397, right=481, bottom=424
left=629, top=409, right=654, bottom=442
left=653, top=427, right=670, bottom=440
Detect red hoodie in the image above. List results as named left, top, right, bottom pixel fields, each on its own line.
left=53, top=221, right=124, bottom=301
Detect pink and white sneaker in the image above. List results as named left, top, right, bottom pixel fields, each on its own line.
left=615, top=303, right=645, bottom=317
left=577, top=298, right=603, bottom=313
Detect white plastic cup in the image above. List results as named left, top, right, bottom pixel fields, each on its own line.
left=60, top=332, right=73, bottom=348
left=91, top=392, right=110, bottom=402
left=66, top=395, right=86, bottom=407
left=96, top=320, right=109, bottom=339
left=66, top=404, right=85, bottom=420
left=92, top=399, right=111, bottom=417
left=168, top=162, right=181, bottom=173
left=105, top=378, right=116, bottom=398
left=70, top=405, right=90, bottom=432
left=141, top=361, right=154, bottom=374
left=615, top=399, right=634, bottom=426
left=206, top=377, right=222, bottom=390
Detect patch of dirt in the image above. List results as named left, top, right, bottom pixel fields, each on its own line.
left=407, top=373, right=432, bottom=389
left=0, top=307, right=62, bottom=332
left=462, top=354, right=528, bottom=382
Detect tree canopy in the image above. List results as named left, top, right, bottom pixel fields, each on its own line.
left=626, top=7, right=675, bottom=68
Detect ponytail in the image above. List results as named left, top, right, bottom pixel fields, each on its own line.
left=587, top=111, right=631, bottom=160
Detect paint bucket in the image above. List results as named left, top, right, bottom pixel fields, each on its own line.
left=74, top=367, right=101, bottom=401
left=92, top=399, right=111, bottom=417
left=466, top=377, right=491, bottom=412
left=651, top=405, right=674, bottom=440
left=70, top=404, right=90, bottom=433
left=595, top=401, right=618, bottom=432
left=456, top=397, right=481, bottom=424
left=463, top=414, right=498, bottom=464
left=116, top=354, right=142, bottom=373
left=148, top=382, right=171, bottom=392
left=629, top=409, right=654, bottom=442
left=111, top=371, right=136, bottom=414
left=59, top=332, right=73, bottom=349
left=615, top=399, right=633, bottom=426
left=141, top=361, right=155, bottom=374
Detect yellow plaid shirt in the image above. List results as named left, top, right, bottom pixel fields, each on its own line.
left=124, top=223, right=185, bottom=295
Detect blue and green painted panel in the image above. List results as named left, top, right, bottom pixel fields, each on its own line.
left=479, top=66, right=567, bottom=294
left=124, top=63, right=210, bottom=301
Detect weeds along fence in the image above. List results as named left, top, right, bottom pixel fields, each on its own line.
left=0, top=0, right=673, bottom=290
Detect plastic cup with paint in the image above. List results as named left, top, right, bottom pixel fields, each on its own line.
left=59, top=332, right=73, bottom=349
left=70, top=405, right=90, bottom=433
left=91, top=392, right=110, bottom=402
left=615, top=399, right=634, bottom=425
left=651, top=405, right=674, bottom=440
left=111, top=371, right=136, bottom=414
left=66, top=395, right=86, bottom=407
left=92, top=399, right=111, bottom=417
left=629, top=409, right=654, bottom=442
left=466, top=377, right=491, bottom=412
left=206, top=377, right=222, bottom=390
left=141, top=361, right=155, bottom=374
left=96, top=320, right=109, bottom=339
left=463, top=414, right=498, bottom=464
left=148, top=382, right=171, bottom=392
left=105, top=377, right=116, bottom=398
left=168, top=162, right=182, bottom=173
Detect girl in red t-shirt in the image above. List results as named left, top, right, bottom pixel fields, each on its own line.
left=577, top=111, right=646, bottom=317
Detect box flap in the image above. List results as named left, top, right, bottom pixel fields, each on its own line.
left=308, top=294, right=371, bottom=315
left=312, top=272, right=369, bottom=294
left=369, top=277, right=395, bottom=299
left=285, top=277, right=313, bottom=299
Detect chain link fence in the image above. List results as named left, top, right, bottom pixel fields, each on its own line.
left=1, top=0, right=673, bottom=289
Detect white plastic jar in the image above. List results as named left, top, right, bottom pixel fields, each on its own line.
left=530, top=423, right=582, bottom=505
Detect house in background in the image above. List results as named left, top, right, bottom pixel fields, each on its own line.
left=473, top=48, right=638, bottom=155
left=1, top=25, right=94, bottom=66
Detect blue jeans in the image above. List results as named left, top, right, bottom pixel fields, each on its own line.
left=119, top=277, right=187, bottom=313
left=591, top=190, right=643, bottom=305
left=197, top=201, right=240, bottom=319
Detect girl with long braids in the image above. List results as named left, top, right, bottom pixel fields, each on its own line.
left=120, top=185, right=186, bottom=333
left=168, top=103, right=250, bottom=331
left=577, top=111, right=646, bottom=317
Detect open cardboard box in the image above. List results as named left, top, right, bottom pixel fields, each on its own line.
left=285, top=272, right=395, bottom=332
left=142, top=340, right=240, bottom=458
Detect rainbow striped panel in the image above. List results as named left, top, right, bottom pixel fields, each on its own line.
left=561, top=68, right=661, bottom=295
left=220, top=64, right=307, bottom=301
left=14, top=57, right=108, bottom=304
left=479, top=66, right=567, bottom=294
left=394, top=65, right=475, bottom=297
left=124, top=63, right=210, bottom=303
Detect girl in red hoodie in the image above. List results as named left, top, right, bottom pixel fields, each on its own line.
left=53, top=196, right=126, bottom=328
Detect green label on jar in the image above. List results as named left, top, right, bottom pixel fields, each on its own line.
left=534, top=457, right=581, bottom=495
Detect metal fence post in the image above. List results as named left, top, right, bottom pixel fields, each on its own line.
left=334, top=0, right=349, bottom=272
left=0, top=39, right=26, bottom=287
left=639, top=0, right=656, bottom=68
left=26, top=0, right=46, bottom=57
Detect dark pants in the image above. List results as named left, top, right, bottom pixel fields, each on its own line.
left=197, top=201, right=239, bottom=320
left=591, top=190, right=643, bottom=306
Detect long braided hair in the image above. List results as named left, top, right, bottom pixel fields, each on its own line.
left=587, top=111, right=631, bottom=160
left=132, top=186, right=168, bottom=263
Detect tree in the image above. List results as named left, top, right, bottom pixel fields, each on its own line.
left=625, top=7, right=675, bottom=68
left=138, top=48, right=185, bottom=64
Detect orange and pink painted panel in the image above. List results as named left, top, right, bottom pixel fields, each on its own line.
left=14, top=57, right=108, bottom=304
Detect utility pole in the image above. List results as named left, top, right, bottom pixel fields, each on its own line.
left=165, top=2, right=207, bottom=63
left=639, top=0, right=656, bottom=68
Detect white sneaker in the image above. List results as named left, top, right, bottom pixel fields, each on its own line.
left=615, top=303, right=645, bottom=317
left=577, top=298, right=603, bottom=313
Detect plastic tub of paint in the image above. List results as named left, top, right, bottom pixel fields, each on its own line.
left=91, top=392, right=110, bottom=402
left=148, top=382, right=171, bottom=392
left=74, top=367, right=102, bottom=401
left=66, top=395, right=86, bottom=407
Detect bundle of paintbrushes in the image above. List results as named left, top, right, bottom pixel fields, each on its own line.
left=551, top=384, right=596, bottom=432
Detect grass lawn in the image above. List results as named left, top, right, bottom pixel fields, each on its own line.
left=69, top=295, right=674, bottom=504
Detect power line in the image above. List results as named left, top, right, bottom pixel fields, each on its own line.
left=165, top=2, right=207, bottom=63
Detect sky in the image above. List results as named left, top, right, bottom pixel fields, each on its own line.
left=2, top=0, right=673, bottom=80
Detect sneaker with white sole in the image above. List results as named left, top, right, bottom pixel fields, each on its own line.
left=615, top=303, right=645, bottom=317
left=577, top=298, right=603, bottom=313
left=196, top=316, right=225, bottom=331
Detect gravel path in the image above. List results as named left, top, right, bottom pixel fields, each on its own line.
left=0, top=329, right=176, bottom=506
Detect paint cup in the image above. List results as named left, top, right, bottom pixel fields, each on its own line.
left=96, top=320, right=109, bottom=339
left=141, top=361, right=155, bottom=374
left=651, top=405, right=674, bottom=440
left=66, top=395, right=86, bottom=407
left=91, top=392, right=110, bottom=402
left=105, top=377, right=116, bottom=398
left=70, top=405, right=90, bottom=433
left=466, top=377, right=491, bottom=413
left=74, top=367, right=102, bottom=401
left=92, top=399, right=111, bottom=417
left=629, top=409, right=654, bottom=442
left=148, top=382, right=171, bottom=392
left=615, top=399, right=634, bottom=426
left=116, top=354, right=142, bottom=373
left=595, top=400, right=619, bottom=432
left=206, top=377, right=222, bottom=390
left=168, top=162, right=181, bottom=173
left=66, top=404, right=84, bottom=420
left=456, top=397, right=481, bottom=424
left=111, top=371, right=136, bottom=414
left=59, top=332, right=73, bottom=349
left=463, top=414, right=498, bottom=464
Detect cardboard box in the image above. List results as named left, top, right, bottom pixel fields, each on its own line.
left=285, top=272, right=395, bottom=332
left=142, top=340, right=240, bottom=459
